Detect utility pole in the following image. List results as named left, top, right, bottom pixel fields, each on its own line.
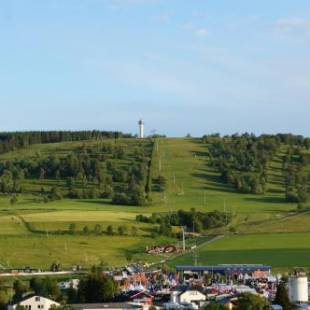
left=224, top=198, right=228, bottom=225
left=181, top=226, right=186, bottom=252
left=192, top=209, right=195, bottom=233
left=193, top=247, right=199, bottom=266
left=114, top=131, right=118, bottom=144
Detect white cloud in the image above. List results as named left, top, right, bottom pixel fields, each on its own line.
left=95, top=59, right=196, bottom=97
left=195, top=27, right=209, bottom=37
left=274, top=17, right=310, bottom=39
left=153, top=13, right=171, bottom=24
left=143, top=52, right=164, bottom=62
left=180, top=22, right=195, bottom=30
left=180, top=22, right=209, bottom=38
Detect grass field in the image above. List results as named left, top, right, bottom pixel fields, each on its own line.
left=170, top=232, right=310, bottom=271
left=0, top=234, right=169, bottom=268
left=0, top=137, right=309, bottom=271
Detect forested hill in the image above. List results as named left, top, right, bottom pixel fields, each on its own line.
left=0, top=131, right=132, bottom=154
left=0, top=132, right=309, bottom=210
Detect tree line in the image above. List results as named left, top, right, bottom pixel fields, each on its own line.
left=69, top=223, right=138, bottom=237
left=0, top=131, right=132, bottom=154
left=136, top=208, right=231, bottom=236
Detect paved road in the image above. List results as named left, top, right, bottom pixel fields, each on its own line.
left=0, top=270, right=85, bottom=277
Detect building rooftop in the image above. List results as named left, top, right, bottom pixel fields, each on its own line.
left=176, top=265, right=272, bottom=272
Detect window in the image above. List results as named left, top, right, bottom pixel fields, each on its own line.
left=35, top=297, right=40, bottom=302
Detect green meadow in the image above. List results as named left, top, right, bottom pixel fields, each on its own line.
left=170, top=232, right=310, bottom=271
left=0, top=138, right=309, bottom=271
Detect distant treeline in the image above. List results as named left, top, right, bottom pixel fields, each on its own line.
left=203, top=133, right=310, bottom=202
left=0, top=131, right=132, bottom=154
left=203, top=133, right=310, bottom=148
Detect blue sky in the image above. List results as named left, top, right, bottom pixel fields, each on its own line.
left=1, top=0, right=310, bottom=136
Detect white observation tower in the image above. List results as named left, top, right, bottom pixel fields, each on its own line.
left=138, top=119, right=144, bottom=138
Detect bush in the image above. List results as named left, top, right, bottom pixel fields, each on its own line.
left=118, top=225, right=127, bottom=236
left=10, top=195, right=18, bottom=205
left=83, top=226, right=89, bottom=235
left=106, top=225, right=114, bottom=236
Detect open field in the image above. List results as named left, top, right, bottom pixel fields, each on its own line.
left=0, top=137, right=309, bottom=270
left=170, top=232, right=310, bottom=271
left=0, top=234, right=170, bottom=268
left=154, top=138, right=294, bottom=215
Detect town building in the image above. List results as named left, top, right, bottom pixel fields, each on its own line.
left=176, top=265, right=272, bottom=283
left=8, top=296, right=60, bottom=310
left=165, top=289, right=206, bottom=309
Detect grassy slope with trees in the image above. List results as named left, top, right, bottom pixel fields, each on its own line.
left=0, top=134, right=310, bottom=270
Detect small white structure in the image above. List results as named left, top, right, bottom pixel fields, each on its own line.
left=138, top=119, right=144, bottom=139
left=58, top=279, right=80, bottom=290
left=288, top=275, right=309, bottom=303
left=165, top=290, right=206, bottom=309
left=9, top=296, right=60, bottom=310
left=234, top=285, right=257, bottom=295
left=179, top=290, right=206, bottom=305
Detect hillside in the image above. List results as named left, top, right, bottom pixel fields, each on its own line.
left=0, top=135, right=310, bottom=271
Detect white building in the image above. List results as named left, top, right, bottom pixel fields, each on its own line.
left=179, top=290, right=206, bottom=305
left=8, top=296, right=60, bottom=310
left=165, top=290, right=206, bottom=309
left=288, top=275, right=309, bottom=303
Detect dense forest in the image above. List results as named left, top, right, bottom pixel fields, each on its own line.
left=203, top=133, right=310, bottom=203
left=0, top=131, right=132, bottom=154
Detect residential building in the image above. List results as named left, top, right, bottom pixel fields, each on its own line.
left=8, top=296, right=60, bottom=310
